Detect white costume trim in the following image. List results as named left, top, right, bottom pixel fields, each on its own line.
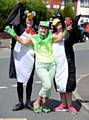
left=53, top=40, right=68, bottom=92
left=13, top=32, right=34, bottom=83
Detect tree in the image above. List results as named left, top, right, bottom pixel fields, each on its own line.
left=0, top=0, right=48, bottom=30
left=0, top=0, right=16, bottom=30
left=62, top=3, right=75, bottom=19
left=26, top=0, right=47, bottom=24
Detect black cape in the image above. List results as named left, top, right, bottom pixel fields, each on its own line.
left=5, top=3, right=26, bottom=78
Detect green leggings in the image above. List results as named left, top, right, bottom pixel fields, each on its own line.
left=36, top=62, right=56, bottom=98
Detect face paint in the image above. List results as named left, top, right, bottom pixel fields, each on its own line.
left=65, top=17, right=72, bottom=26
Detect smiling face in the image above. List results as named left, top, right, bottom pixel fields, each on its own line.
left=38, top=26, right=49, bottom=36
left=55, top=22, right=62, bottom=32
left=26, top=17, right=33, bottom=28
left=65, top=17, right=72, bottom=27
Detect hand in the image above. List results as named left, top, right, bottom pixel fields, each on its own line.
left=4, top=25, right=17, bottom=38
left=66, top=26, right=72, bottom=31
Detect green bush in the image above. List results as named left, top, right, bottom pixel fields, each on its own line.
left=0, top=0, right=75, bottom=31
left=0, top=0, right=16, bottom=31
left=62, top=3, right=75, bottom=19
left=26, top=0, right=47, bottom=24
left=0, top=0, right=48, bottom=31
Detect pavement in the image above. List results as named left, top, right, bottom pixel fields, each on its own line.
left=74, top=74, right=89, bottom=113
left=0, top=38, right=89, bottom=114
left=0, top=38, right=11, bottom=48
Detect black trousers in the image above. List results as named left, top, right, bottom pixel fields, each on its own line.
left=17, top=63, right=35, bottom=103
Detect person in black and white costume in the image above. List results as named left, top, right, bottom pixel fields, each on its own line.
left=5, top=3, right=36, bottom=111
left=52, top=14, right=82, bottom=114
left=12, top=13, right=36, bottom=111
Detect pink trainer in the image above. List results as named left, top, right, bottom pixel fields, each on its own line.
left=68, top=105, right=78, bottom=114
left=55, top=104, right=67, bottom=111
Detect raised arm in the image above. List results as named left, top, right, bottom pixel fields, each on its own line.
left=52, top=30, right=69, bottom=42
left=4, top=25, right=32, bottom=45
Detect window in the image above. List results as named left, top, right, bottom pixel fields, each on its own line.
left=61, top=0, right=73, bottom=6
left=61, top=1, right=64, bottom=5
left=80, top=0, right=89, bottom=7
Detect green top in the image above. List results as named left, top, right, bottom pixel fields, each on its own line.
left=32, top=32, right=54, bottom=63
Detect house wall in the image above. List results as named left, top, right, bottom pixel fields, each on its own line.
left=77, top=1, right=89, bottom=16
left=43, top=0, right=89, bottom=16
left=46, top=0, right=60, bottom=9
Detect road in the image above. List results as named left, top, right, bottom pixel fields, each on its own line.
left=0, top=41, right=89, bottom=120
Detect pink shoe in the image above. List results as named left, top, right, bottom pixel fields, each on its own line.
left=68, top=105, right=78, bottom=114
left=55, top=104, right=67, bottom=111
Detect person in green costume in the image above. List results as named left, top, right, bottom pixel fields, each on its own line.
left=4, top=21, right=70, bottom=113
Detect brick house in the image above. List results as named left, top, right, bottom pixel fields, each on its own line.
left=43, top=0, right=89, bottom=16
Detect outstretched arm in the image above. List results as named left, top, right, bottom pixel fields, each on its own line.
left=52, top=30, right=69, bottom=42
left=4, top=25, right=32, bottom=45
left=15, top=35, right=32, bottom=45
left=52, top=25, right=72, bottom=42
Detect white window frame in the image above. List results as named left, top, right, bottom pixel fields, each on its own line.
left=80, top=0, right=89, bottom=7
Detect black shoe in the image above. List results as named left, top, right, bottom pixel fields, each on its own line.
left=12, top=102, right=24, bottom=111
left=25, top=102, right=33, bottom=110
